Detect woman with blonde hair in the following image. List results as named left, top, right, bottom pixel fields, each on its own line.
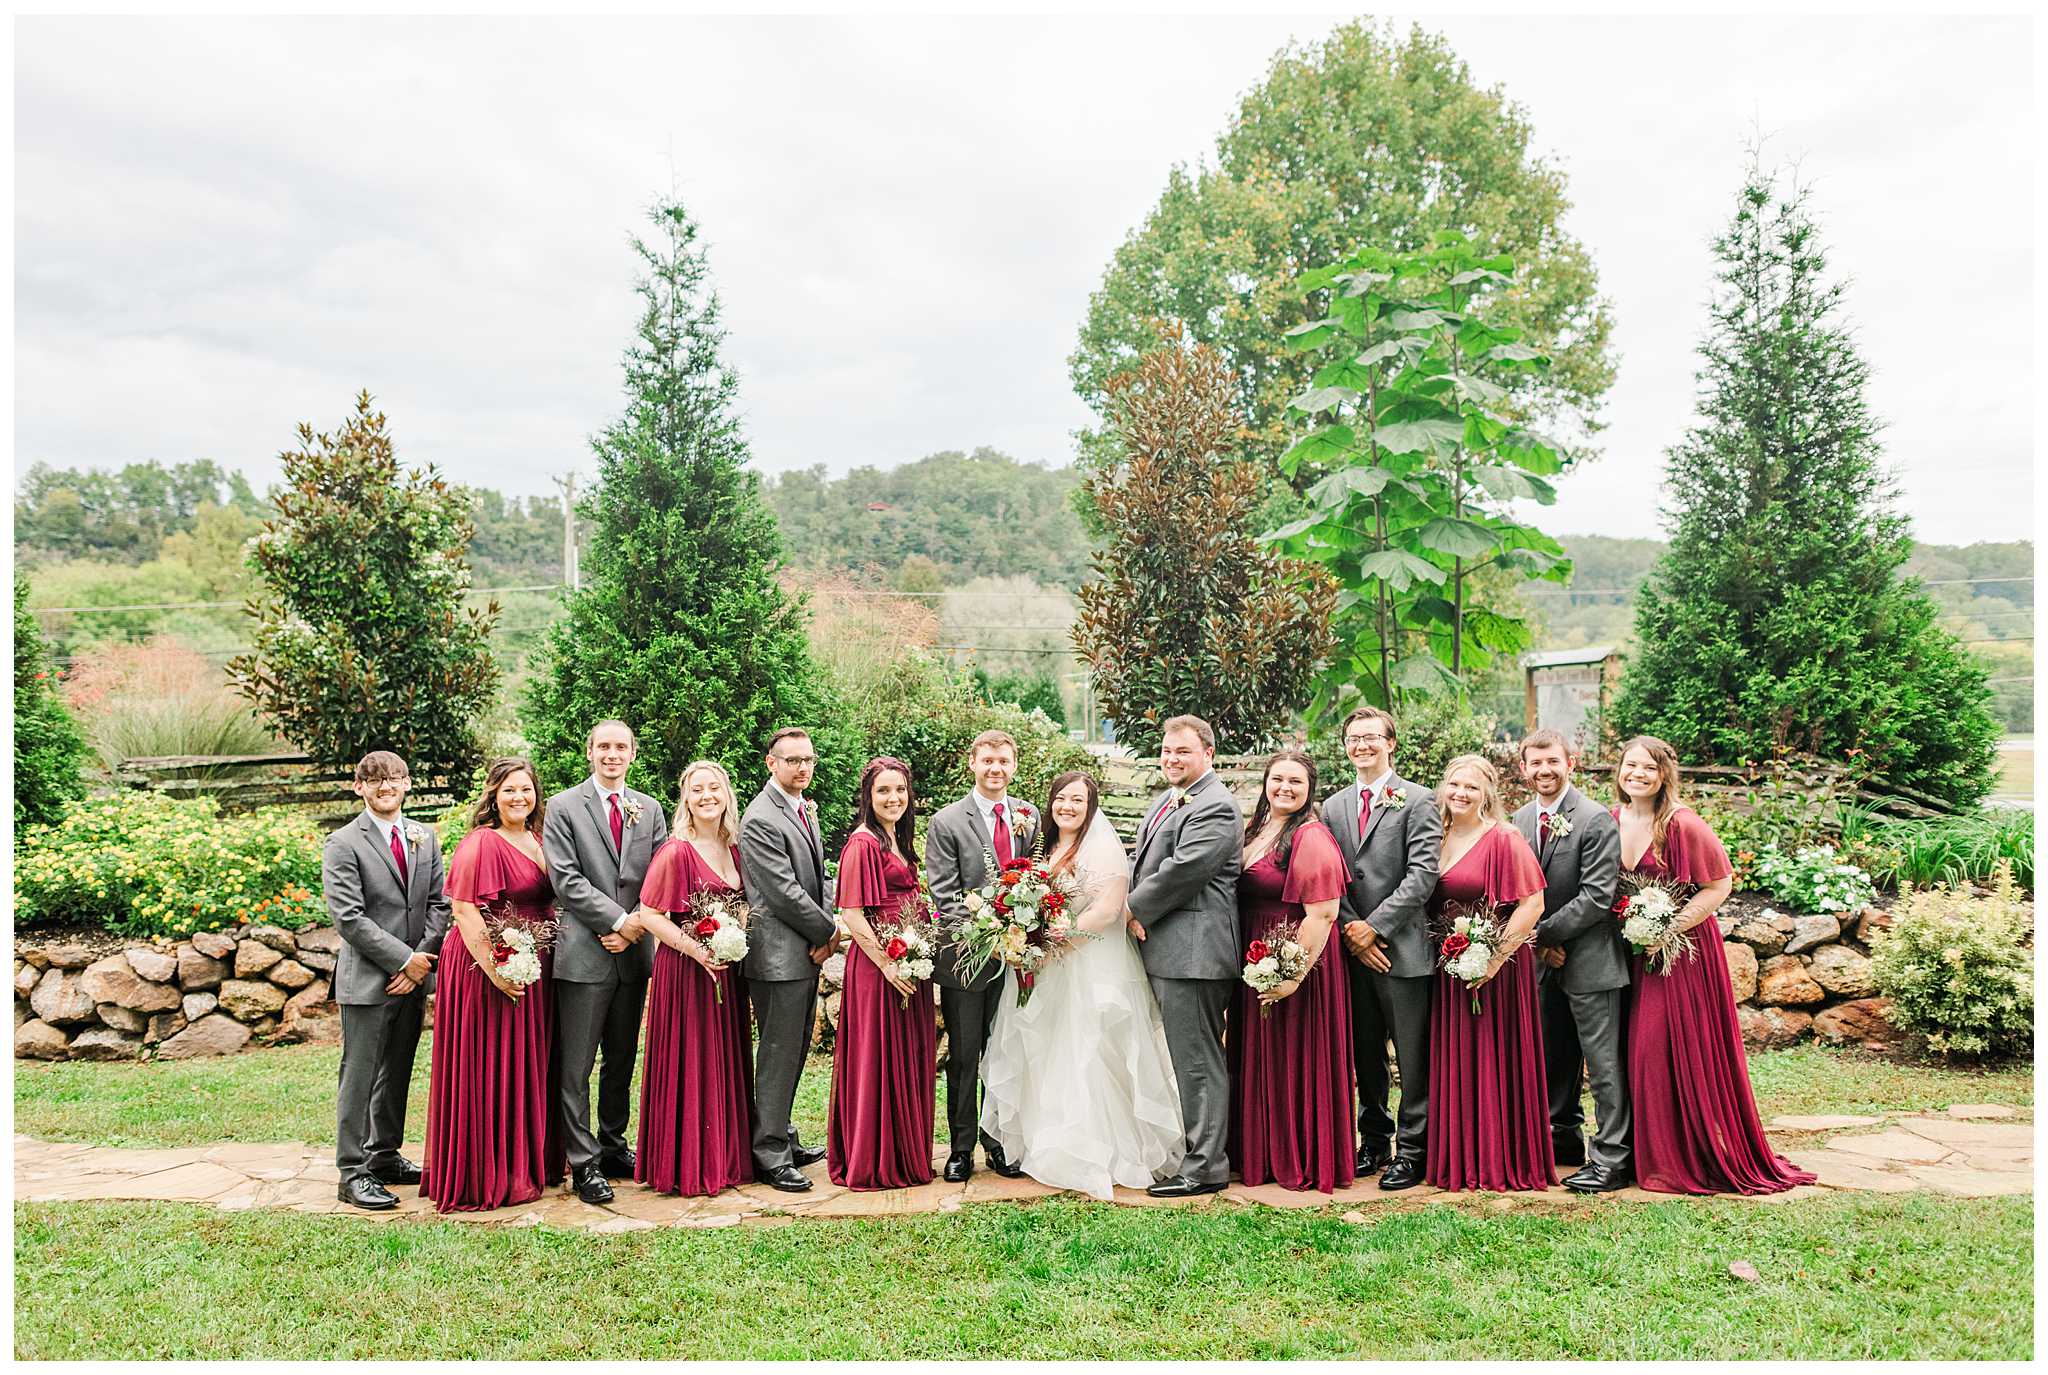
left=1614, top=736, right=1813, bottom=1195
left=631, top=760, right=756, bottom=1196
left=1424, top=752, right=1552, bottom=1191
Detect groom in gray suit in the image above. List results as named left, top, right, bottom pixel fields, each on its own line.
left=543, top=719, right=668, bottom=1206
left=737, top=726, right=839, bottom=1193
left=1514, top=728, right=1630, bottom=1193
left=326, top=750, right=449, bottom=1210
left=925, top=728, right=1037, bottom=1182
left=1320, top=705, right=1441, bottom=1191
left=1126, top=714, right=1243, bottom=1197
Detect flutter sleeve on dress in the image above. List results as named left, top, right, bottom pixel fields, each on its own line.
left=637, top=839, right=694, bottom=914
left=1279, top=821, right=1350, bottom=908
left=1660, top=807, right=1734, bottom=886
left=446, top=829, right=510, bottom=906
left=1481, top=825, right=1547, bottom=909
left=834, top=830, right=890, bottom=912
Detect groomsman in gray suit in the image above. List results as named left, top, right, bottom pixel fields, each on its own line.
left=737, top=727, right=839, bottom=1193
left=1514, top=728, right=1631, bottom=1193
left=543, top=719, right=667, bottom=1205
left=1320, top=705, right=1441, bottom=1191
left=925, top=728, right=1038, bottom=1181
left=1126, top=714, right=1244, bottom=1198
left=326, top=750, right=449, bottom=1210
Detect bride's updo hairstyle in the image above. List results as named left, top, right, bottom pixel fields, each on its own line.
left=1040, top=770, right=1101, bottom=875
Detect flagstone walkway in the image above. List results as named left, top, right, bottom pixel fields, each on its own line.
left=15, top=1106, right=2028, bottom=1232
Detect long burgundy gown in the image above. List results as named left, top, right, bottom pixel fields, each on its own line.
left=635, top=838, right=756, bottom=1197
left=1621, top=806, right=1816, bottom=1196
left=1228, top=820, right=1356, bottom=1193
left=1426, top=824, right=1553, bottom=1192
left=423, top=827, right=566, bottom=1212
left=827, top=827, right=937, bottom=1190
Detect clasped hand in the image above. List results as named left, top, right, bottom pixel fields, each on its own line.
left=599, top=912, right=647, bottom=954
left=1342, top=921, right=1390, bottom=972
left=385, top=950, right=436, bottom=996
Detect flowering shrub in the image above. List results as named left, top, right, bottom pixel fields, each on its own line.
left=1870, top=864, right=2033, bottom=1060
left=14, top=792, right=325, bottom=938
left=1749, top=843, right=1877, bottom=915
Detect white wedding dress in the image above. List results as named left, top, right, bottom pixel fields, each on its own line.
left=979, top=811, right=1185, bottom=1199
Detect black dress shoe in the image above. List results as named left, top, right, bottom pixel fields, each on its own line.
left=984, top=1143, right=1025, bottom=1179
left=598, top=1148, right=636, bottom=1179
left=1553, top=1138, right=1587, bottom=1168
left=1356, top=1142, right=1391, bottom=1176
left=792, top=1142, right=827, bottom=1168
left=1146, top=1173, right=1226, bottom=1198
left=573, top=1163, right=615, bottom=1205
left=1378, top=1156, right=1425, bottom=1191
left=1563, top=1163, right=1633, bottom=1194
left=339, top=1175, right=398, bottom=1210
left=943, top=1151, right=974, bottom=1183
left=368, top=1156, right=423, bottom=1187
left=762, top=1164, right=814, bottom=1193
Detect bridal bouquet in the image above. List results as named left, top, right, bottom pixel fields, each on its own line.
left=1613, top=876, right=1698, bottom=974
left=1434, top=900, right=1504, bottom=1014
left=1241, top=921, right=1311, bottom=1017
left=684, top=889, right=753, bottom=1001
left=873, top=898, right=939, bottom=1008
left=483, top=903, right=560, bottom=991
left=952, top=852, right=1085, bottom=1006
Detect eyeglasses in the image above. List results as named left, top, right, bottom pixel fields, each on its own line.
left=1344, top=734, right=1390, bottom=746
left=773, top=754, right=817, bottom=767
left=368, top=777, right=411, bottom=788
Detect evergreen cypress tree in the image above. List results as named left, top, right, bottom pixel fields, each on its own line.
left=524, top=200, right=839, bottom=814
left=1613, top=163, right=1999, bottom=807
left=13, top=573, right=91, bottom=829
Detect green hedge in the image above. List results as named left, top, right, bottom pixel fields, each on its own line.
left=14, top=793, right=325, bottom=939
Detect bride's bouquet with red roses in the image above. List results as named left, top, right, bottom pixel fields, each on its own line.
left=1434, top=900, right=1505, bottom=1014
left=873, top=897, right=939, bottom=1008
left=1613, top=875, right=1698, bottom=974
left=951, top=850, right=1084, bottom=1006
left=1240, top=921, right=1311, bottom=1017
left=683, top=889, right=752, bottom=1001
left=482, top=903, right=560, bottom=991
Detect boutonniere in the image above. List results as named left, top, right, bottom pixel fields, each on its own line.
left=622, top=798, right=645, bottom=828
left=405, top=822, right=427, bottom=849
left=1379, top=786, right=1408, bottom=812
left=1547, top=812, right=1574, bottom=840
left=1171, top=792, right=1192, bottom=812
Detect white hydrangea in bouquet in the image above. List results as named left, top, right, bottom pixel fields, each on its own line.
left=874, top=897, right=939, bottom=1008
left=952, top=849, right=1085, bottom=1006
left=483, top=904, right=559, bottom=990
left=684, top=888, right=753, bottom=1001
left=1434, top=900, right=1505, bottom=1014
left=1613, top=876, right=1698, bottom=974
left=1240, top=920, right=1311, bottom=1017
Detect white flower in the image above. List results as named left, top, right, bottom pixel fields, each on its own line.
left=405, top=822, right=426, bottom=848
left=1380, top=786, right=1408, bottom=811
left=1546, top=812, right=1573, bottom=839
left=908, top=958, right=935, bottom=981
left=709, top=926, right=749, bottom=963
left=622, top=798, right=645, bottom=827
left=964, top=892, right=984, bottom=913
left=1447, top=949, right=1490, bottom=983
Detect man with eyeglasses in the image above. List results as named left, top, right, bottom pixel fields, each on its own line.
left=1320, top=707, right=1440, bottom=1191
left=326, top=750, right=449, bottom=1210
left=737, top=726, right=841, bottom=1191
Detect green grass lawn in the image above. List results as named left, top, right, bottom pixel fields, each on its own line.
left=13, top=1193, right=2031, bottom=1359
left=12, top=1038, right=2030, bottom=1152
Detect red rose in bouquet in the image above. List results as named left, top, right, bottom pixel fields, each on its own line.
left=1043, top=891, right=1065, bottom=914
left=1612, top=895, right=1632, bottom=916
left=1246, top=939, right=1271, bottom=964
left=885, top=937, right=909, bottom=961
left=695, top=916, right=720, bottom=938
left=1441, top=932, right=1471, bottom=958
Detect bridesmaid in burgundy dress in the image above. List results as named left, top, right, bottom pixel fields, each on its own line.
left=423, top=757, right=566, bottom=1212
left=1615, top=735, right=1815, bottom=1196
left=1425, top=753, right=1552, bottom=1192
left=632, top=760, right=756, bottom=1197
left=827, top=756, right=937, bottom=1190
left=1228, top=749, right=1355, bottom=1193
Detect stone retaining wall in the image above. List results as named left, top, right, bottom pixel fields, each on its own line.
left=15, top=925, right=343, bottom=1061
left=1720, top=904, right=1901, bottom=1050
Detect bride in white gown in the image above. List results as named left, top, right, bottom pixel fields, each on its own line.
left=979, top=771, right=1185, bottom=1200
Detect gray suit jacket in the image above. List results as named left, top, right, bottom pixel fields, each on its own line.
left=738, top=784, right=836, bottom=983
left=925, top=793, right=1041, bottom=991
left=543, top=779, right=668, bottom=985
left=1321, top=774, right=1442, bottom=979
left=324, top=811, right=450, bottom=1006
left=1127, top=769, right=1244, bottom=981
left=1513, top=785, right=1626, bottom=993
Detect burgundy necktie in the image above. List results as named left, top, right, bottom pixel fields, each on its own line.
left=992, top=803, right=1013, bottom=865
left=1539, top=812, right=1553, bottom=848
left=608, top=793, right=624, bottom=852
left=1358, top=788, right=1373, bottom=838
left=389, top=825, right=410, bottom=887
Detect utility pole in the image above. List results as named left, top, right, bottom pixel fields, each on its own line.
left=552, top=473, right=580, bottom=590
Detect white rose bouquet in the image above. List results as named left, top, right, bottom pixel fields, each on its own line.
left=1613, top=876, right=1698, bottom=975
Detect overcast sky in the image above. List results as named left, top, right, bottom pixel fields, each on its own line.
left=13, top=12, right=2035, bottom=545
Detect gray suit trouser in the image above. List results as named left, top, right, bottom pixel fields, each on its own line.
left=1350, top=963, right=1432, bottom=1160
left=938, top=983, right=1003, bottom=1157
left=554, top=977, right=647, bottom=1170
left=336, top=996, right=426, bottom=1179
left=750, top=974, right=819, bottom=1170
left=1150, top=976, right=1234, bottom=1185
left=1541, top=980, right=1631, bottom=1171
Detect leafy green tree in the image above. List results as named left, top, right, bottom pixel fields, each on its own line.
left=1612, top=163, right=2000, bottom=807
left=13, top=573, right=91, bottom=828
left=524, top=198, right=841, bottom=813
left=1071, top=19, right=1612, bottom=481
left=15, top=459, right=261, bottom=565
left=1072, top=330, right=1337, bottom=754
left=228, top=393, right=500, bottom=776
